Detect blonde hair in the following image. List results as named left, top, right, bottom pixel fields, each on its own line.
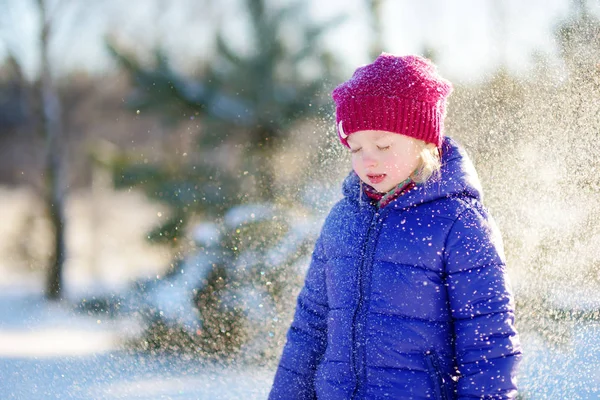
left=411, top=141, right=442, bottom=184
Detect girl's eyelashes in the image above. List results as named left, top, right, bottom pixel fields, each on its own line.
left=350, top=145, right=389, bottom=153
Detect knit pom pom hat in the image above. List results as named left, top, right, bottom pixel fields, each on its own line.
left=332, top=53, right=453, bottom=148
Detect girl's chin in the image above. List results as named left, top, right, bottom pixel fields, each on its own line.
left=374, top=184, right=394, bottom=193
left=370, top=179, right=409, bottom=193
left=366, top=181, right=393, bottom=192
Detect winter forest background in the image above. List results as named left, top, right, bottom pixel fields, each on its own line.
left=0, top=0, right=599, bottom=399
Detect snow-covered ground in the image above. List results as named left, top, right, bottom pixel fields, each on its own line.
left=2, top=352, right=273, bottom=400
left=519, top=325, right=600, bottom=399
left=0, top=285, right=274, bottom=400
left=1, top=284, right=599, bottom=399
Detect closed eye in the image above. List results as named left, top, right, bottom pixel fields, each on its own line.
left=350, top=147, right=362, bottom=154
left=377, top=145, right=391, bottom=151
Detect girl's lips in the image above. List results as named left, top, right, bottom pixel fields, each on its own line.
left=367, top=174, right=386, bottom=184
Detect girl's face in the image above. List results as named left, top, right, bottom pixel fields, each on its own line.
left=347, top=130, right=422, bottom=193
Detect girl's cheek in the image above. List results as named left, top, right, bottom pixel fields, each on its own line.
left=389, top=151, right=404, bottom=165
left=391, top=149, right=404, bottom=160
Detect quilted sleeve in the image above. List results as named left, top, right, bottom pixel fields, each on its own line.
left=269, top=235, right=329, bottom=400
left=444, top=206, right=522, bottom=399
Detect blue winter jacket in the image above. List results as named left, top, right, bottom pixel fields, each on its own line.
left=269, top=137, right=522, bottom=400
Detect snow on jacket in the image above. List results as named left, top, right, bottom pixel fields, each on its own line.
left=269, top=137, right=522, bottom=400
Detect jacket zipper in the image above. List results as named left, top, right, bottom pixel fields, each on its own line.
left=425, top=351, right=448, bottom=400
left=350, top=210, right=380, bottom=399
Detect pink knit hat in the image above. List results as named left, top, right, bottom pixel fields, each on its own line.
left=332, top=53, right=453, bottom=148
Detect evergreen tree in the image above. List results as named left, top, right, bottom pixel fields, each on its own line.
left=109, top=0, right=342, bottom=245
left=109, top=0, right=344, bottom=358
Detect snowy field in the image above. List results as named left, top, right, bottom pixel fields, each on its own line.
left=0, top=286, right=274, bottom=400
left=1, top=285, right=599, bottom=399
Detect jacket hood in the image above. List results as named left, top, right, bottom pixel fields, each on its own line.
left=342, top=136, right=483, bottom=210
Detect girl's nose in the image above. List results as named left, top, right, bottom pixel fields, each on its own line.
left=362, top=153, right=377, bottom=168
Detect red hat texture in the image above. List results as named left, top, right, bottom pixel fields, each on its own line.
left=332, top=53, right=453, bottom=148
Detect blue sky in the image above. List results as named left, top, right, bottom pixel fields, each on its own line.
left=0, top=0, right=596, bottom=83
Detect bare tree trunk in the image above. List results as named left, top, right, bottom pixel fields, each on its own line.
left=37, top=0, right=67, bottom=300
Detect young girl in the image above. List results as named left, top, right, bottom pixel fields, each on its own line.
left=269, top=53, right=521, bottom=399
